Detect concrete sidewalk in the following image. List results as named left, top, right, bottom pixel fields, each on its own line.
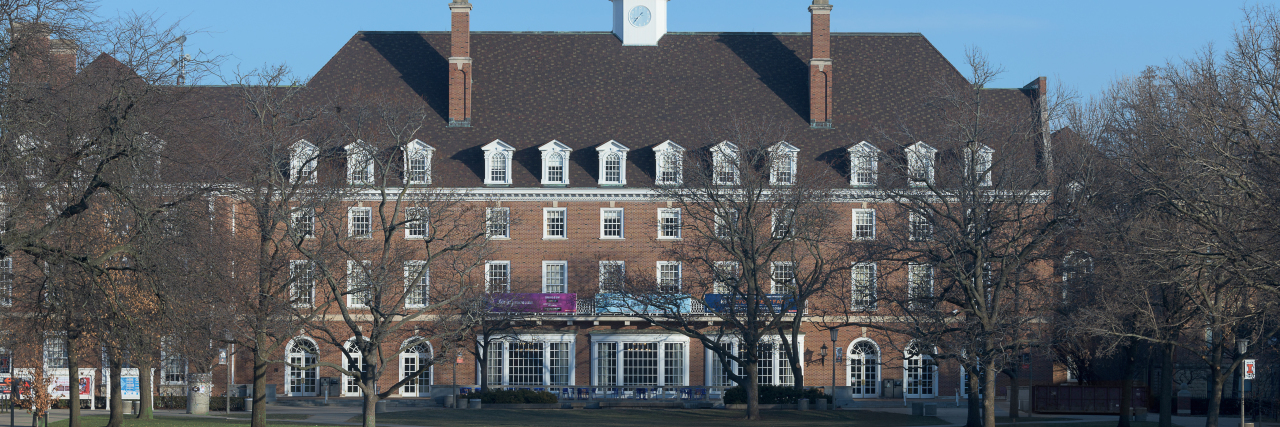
left=862, top=401, right=1280, bottom=427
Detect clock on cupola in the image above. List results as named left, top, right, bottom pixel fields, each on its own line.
left=611, top=0, right=668, bottom=46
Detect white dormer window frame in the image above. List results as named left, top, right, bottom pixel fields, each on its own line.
left=906, top=142, right=937, bottom=188
left=964, top=144, right=994, bottom=187
left=482, top=140, right=515, bottom=186
left=653, top=140, right=685, bottom=186
left=597, top=140, right=630, bottom=186
left=404, top=139, right=435, bottom=185
left=849, top=141, right=881, bottom=187
left=290, top=140, right=318, bottom=184
left=769, top=141, right=799, bottom=185
left=346, top=141, right=375, bottom=185
left=539, top=140, right=572, bottom=186
left=712, top=141, right=740, bottom=185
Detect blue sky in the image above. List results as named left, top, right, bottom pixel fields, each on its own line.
left=96, top=0, right=1270, bottom=98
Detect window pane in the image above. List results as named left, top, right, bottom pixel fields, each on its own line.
left=487, top=262, right=510, bottom=293
left=604, top=154, right=622, bottom=183
left=545, top=209, right=566, bottom=238
left=659, top=209, right=680, bottom=238
left=602, top=209, right=623, bottom=238
left=622, top=342, right=659, bottom=386
left=854, top=209, right=875, bottom=239
left=486, top=342, right=504, bottom=386
left=549, top=342, right=571, bottom=385
left=544, top=263, right=566, bottom=293
left=407, top=208, right=428, bottom=238
left=487, top=208, right=510, bottom=238
left=664, top=343, right=684, bottom=386
left=852, top=263, right=876, bottom=310
left=509, top=342, right=545, bottom=385
left=658, top=262, right=681, bottom=293
left=597, top=342, right=617, bottom=386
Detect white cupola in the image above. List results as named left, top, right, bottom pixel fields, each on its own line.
left=611, top=0, right=668, bottom=46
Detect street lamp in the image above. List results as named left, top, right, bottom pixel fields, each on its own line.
left=1238, top=339, right=1248, bottom=427
left=830, top=327, right=839, bottom=404
left=820, top=344, right=828, bottom=365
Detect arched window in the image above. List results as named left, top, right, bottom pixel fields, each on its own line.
left=490, top=152, right=508, bottom=183
left=904, top=343, right=937, bottom=398
left=482, top=140, right=514, bottom=185
left=653, top=141, right=685, bottom=186
left=400, top=340, right=433, bottom=396
left=604, top=154, right=622, bottom=183
left=848, top=339, right=879, bottom=398
left=343, top=340, right=371, bottom=396
left=404, top=139, right=435, bottom=185
left=286, top=338, right=318, bottom=397
left=539, top=140, right=571, bottom=185
left=596, top=140, right=629, bottom=186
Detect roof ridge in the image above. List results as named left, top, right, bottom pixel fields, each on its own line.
left=353, top=30, right=923, bottom=37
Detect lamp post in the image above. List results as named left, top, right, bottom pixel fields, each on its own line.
left=830, top=328, right=839, bottom=404
left=1238, top=339, right=1248, bottom=427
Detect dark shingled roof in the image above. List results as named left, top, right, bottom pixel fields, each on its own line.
left=199, top=31, right=1040, bottom=187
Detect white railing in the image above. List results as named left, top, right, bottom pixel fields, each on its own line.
left=477, top=385, right=727, bottom=400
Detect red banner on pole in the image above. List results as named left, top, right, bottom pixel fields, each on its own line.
left=1244, top=359, right=1256, bottom=380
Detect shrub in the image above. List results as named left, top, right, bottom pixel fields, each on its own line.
left=461, top=389, right=558, bottom=404
left=723, top=385, right=831, bottom=405
left=155, top=395, right=187, bottom=409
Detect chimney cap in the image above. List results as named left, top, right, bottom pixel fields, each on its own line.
left=812, top=0, right=830, bottom=4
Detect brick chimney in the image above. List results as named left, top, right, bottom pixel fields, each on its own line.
left=10, top=22, right=76, bottom=88
left=809, top=0, right=833, bottom=129
left=1026, top=76, right=1052, bottom=179
left=448, top=0, right=474, bottom=127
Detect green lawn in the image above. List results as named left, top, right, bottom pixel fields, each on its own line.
left=47, top=415, right=327, bottom=427
left=1002, top=423, right=1157, bottom=427
left=366, top=409, right=950, bottom=426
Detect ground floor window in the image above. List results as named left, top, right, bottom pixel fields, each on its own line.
left=593, top=335, right=688, bottom=387
left=481, top=334, right=574, bottom=386
left=848, top=339, right=879, bottom=398
left=343, top=340, right=372, bottom=396
left=400, top=341, right=433, bottom=396
left=706, top=337, right=802, bottom=387
left=286, top=338, right=318, bottom=397
left=904, top=344, right=937, bottom=398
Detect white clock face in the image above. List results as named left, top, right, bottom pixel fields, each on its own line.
left=629, top=5, right=652, bottom=27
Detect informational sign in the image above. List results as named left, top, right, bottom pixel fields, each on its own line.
left=219, top=349, right=228, bottom=365
left=456, top=356, right=464, bottom=364
left=0, top=355, right=10, bottom=374
left=121, top=376, right=140, bottom=400
left=835, top=348, right=844, bottom=363
left=0, top=378, right=31, bottom=399
left=1244, top=359, right=1256, bottom=380
left=51, top=376, right=93, bottom=399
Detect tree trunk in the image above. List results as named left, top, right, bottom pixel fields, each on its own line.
left=746, top=360, right=760, bottom=420
left=982, top=360, right=997, bottom=427
left=66, top=336, right=80, bottom=427
left=965, top=366, right=982, bottom=427
left=1118, top=344, right=1135, bottom=427
left=251, top=333, right=269, bottom=427
left=137, top=360, right=154, bottom=419
left=107, top=358, right=123, bottom=427
left=1007, top=372, right=1019, bottom=420
left=361, top=378, right=378, bottom=427
left=1159, top=342, right=1173, bottom=427
left=1205, top=344, right=1225, bottom=427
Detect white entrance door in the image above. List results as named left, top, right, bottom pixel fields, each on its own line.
left=904, top=354, right=936, bottom=398
left=848, top=341, right=879, bottom=398
left=286, top=340, right=318, bottom=397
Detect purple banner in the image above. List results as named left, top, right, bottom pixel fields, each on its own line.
left=490, top=293, right=576, bottom=313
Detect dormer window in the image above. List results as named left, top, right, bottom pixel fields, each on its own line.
left=848, top=141, right=881, bottom=187
left=597, top=140, right=629, bottom=186
left=964, top=144, right=994, bottom=187
left=769, top=141, right=799, bottom=185
left=906, top=142, right=937, bottom=188
left=653, top=140, right=685, bottom=186
left=538, top=140, right=572, bottom=186
left=712, top=141, right=740, bottom=185
left=290, top=140, right=318, bottom=184
left=404, top=139, right=435, bottom=185
left=345, top=141, right=375, bottom=185
left=482, top=140, right=515, bottom=186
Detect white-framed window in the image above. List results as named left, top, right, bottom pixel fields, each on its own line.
left=0, top=257, right=11, bottom=306
left=770, top=262, right=796, bottom=294
left=285, top=337, right=319, bottom=397
left=653, top=140, right=685, bottom=186
left=600, top=208, right=624, bottom=239
left=290, top=139, right=318, bottom=184
left=404, top=139, right=435, bottom=185
left=0, top=343, right=11, bottom=375
left=404, top=261, right=429, bottom=308
left=159, top=338, right=185, bottom=385
left=769, top=141, right=799, bottom=185
left=599, top=261, right=625, bottom=293
left=705, top=337, right=802, bottom=387
left=851, top=262, right=876, bottom=310
left=907, top=263, right=934, bottom=310
left=43, top=335, right=68, bottom=369
left=658, top=208, right=681, bottom=239
left=904, top=343, right=937, bottom=398
left=909, top=211, right=932, bottom=241
left=847, top=339, right=880, bottom=397
left=291, top=208, right=315, bottom=239
left=1062, top=251, right=1093, bottom=301
left=712, top=141, right=740, bottom=185
left=597, top=140, right=629, bottom=186
left=347, top=260, right=373, bottom=307
left=853, top=208, right=875, bottom=240
left=482, top=140, right=515, bottom=185
left=342, top=339, right=372, bottom=396
left=657, top=261, right=681, bottom=293
left=543, top=208, right=567, bottom=239
left=964, top=144, right=994, bottom=187
left=712, top=261, right=740, bottom=294
left=289, top=260, right=315, bottom=308
left=399, top=340, right=433, bottom=396
left=487, top=208, right=510, bottom=239
left=771, top=209, right=794, bottom=239
left=345, top=141, right=375, bottom=185
left=481, top=333, right=575, bottom=386
left=593, top=334, right=689, bottom=387
left=348, top=207, right=373, bottom=238
left=906, top=142, right=937, bottom=188
left=485, top=261, right=510, bottom=293
left=848, top=141, right=880, bottom=187
left=405, top=207, right=428, bottom=239
left=539, top=140, right=572, bottom=185
left=543, top=261, right=568, bottom=293
left=715, top=208, right=739, bottom=239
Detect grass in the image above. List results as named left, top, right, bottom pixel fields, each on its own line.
left=366, top=408, right=950, bottom=426
left=220, top=413, right=311, bottom=420
left=1001, top=423, right=1158, bottom=427
left=46, top=414, right=327, bottom=427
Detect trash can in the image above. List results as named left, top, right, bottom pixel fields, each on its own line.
left=444, top=395, right=456, bottom=408
left=816, top=399, right=827, bottom=410
left=798, top=399, right=809, bottom=411
left=468, top=399, right=482, bottom=409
